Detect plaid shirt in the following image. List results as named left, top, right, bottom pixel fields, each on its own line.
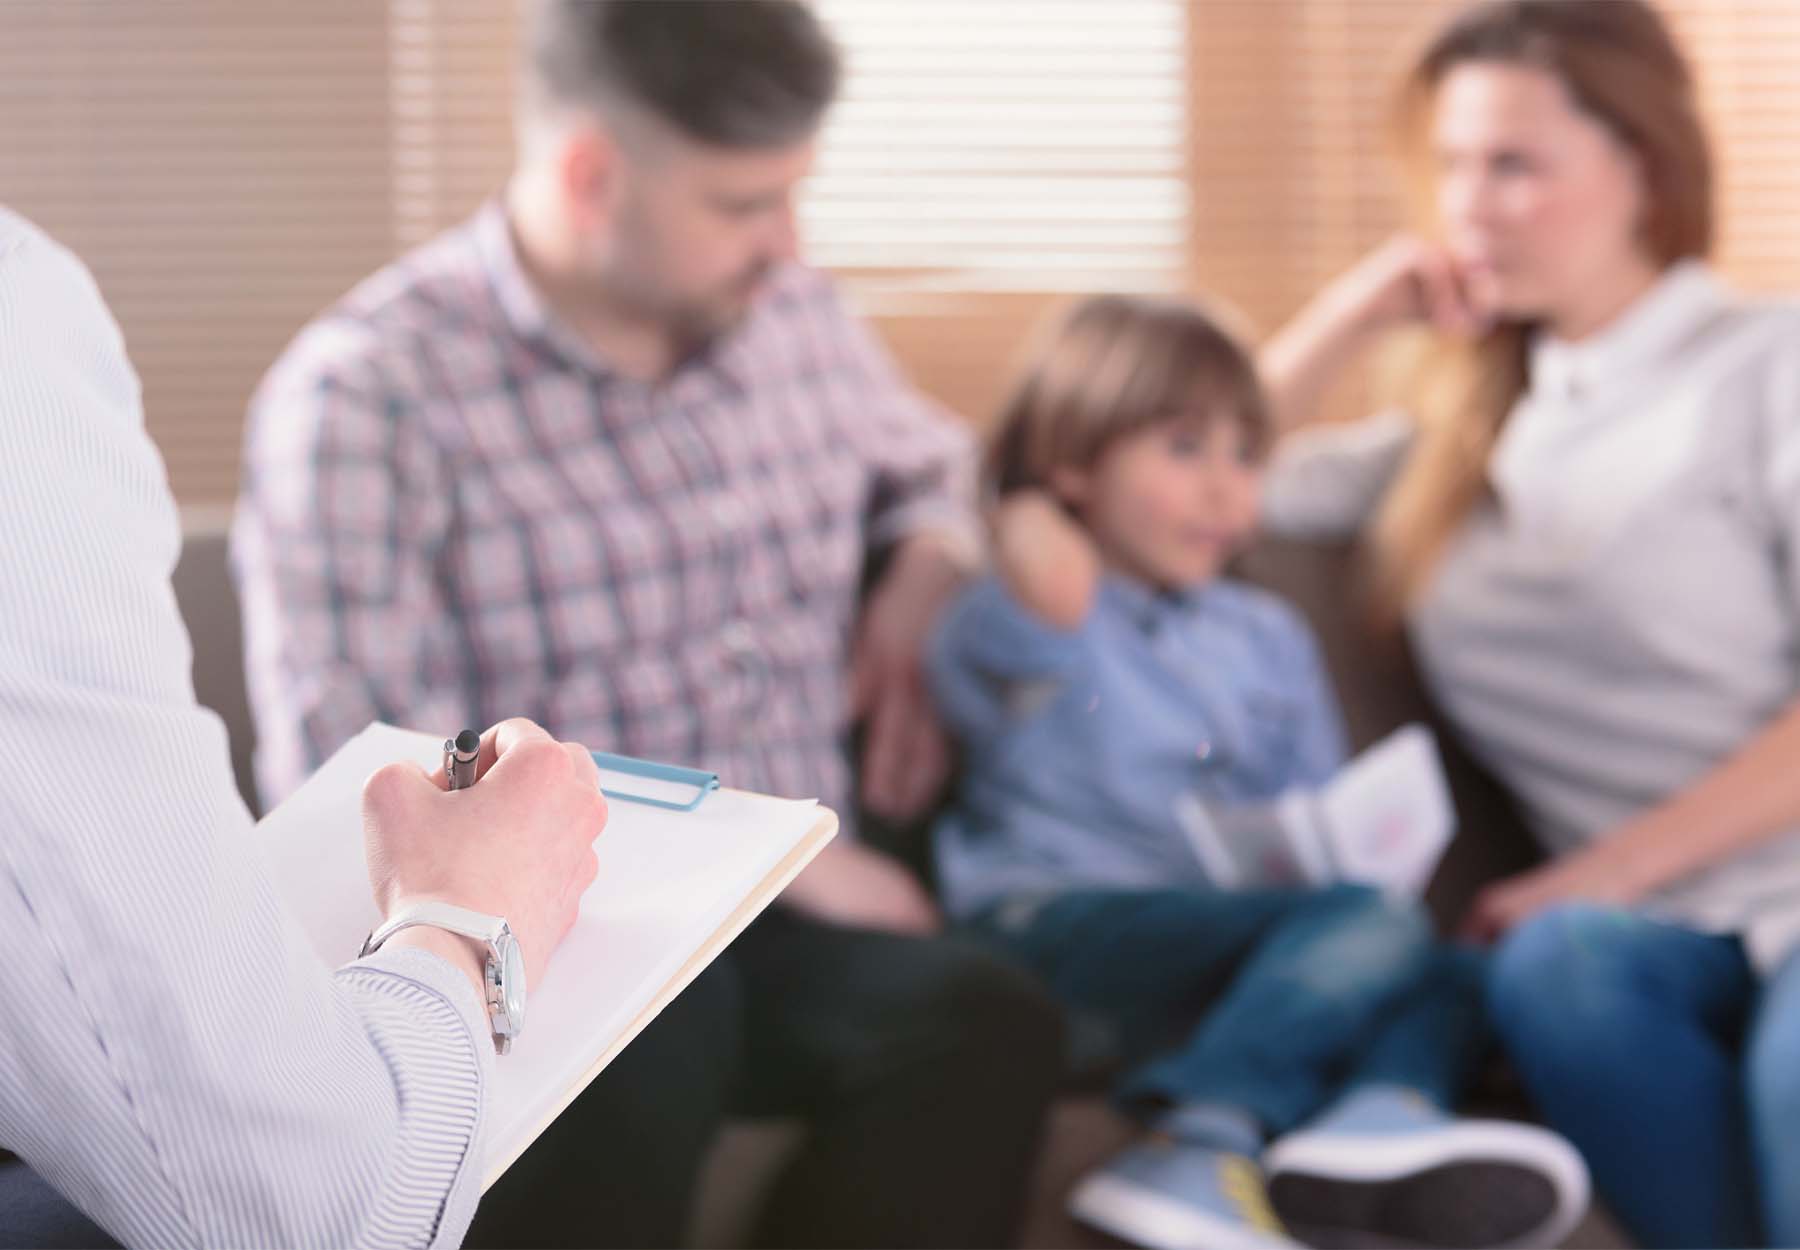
left=233, top=202, right=977, bottom=821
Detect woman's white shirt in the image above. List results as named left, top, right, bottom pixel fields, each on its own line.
left=1264, top=261, right=1800, bottom=969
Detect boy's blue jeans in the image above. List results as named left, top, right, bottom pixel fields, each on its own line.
left=1489, top=902, right=1800, bottom=1250
left=967, top=884, right=1488, bottom=1137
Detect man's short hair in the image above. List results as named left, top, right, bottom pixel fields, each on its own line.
left=525, top=0, right=841, bottom=148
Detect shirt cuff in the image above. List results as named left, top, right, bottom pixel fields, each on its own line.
left=934, top=574, right=1092, bottom=678
left=345, top=945, right=497, bottom=1067
left=336, top=945, right=493, bottom=1247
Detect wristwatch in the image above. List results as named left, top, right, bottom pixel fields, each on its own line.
left=361, top=902, right=527, bottom=1054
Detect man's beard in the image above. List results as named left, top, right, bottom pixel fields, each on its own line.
left=665, top=260, right=774, bottom=352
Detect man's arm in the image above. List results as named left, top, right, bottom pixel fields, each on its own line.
left=232, top=317, right=461, bottom=807
left=817, top=288, right=983, bottom=820
left=0, top=218, right=492, bottom=1248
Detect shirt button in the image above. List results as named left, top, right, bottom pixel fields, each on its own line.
left=720, top=619, right=757, bottom=659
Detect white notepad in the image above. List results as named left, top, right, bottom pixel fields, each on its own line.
left=254, top=723, right=837, bottom=1186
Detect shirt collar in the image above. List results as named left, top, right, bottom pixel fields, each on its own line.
left=1097, top=572, right=1211, bottom=632
left=472, top=198, right=616, bottom=376
left=1528, top=259, right=1726, bottom=404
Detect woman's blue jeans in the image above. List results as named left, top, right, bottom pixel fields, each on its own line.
left=1489, top=902, right=1800, bottom=1249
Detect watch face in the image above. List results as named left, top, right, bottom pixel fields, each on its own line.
left=501, top=936, right=527, bottom=1024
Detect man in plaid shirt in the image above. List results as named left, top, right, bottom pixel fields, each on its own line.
left=233, top=2, right=1062, bottom=1246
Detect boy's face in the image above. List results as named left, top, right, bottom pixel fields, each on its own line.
left=1059, top=414, right=1260, bottom=591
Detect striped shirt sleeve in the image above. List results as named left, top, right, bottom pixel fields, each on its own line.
left=0, top=207, right=493, bottom=1248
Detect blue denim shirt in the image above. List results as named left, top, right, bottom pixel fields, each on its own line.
left=929, top=572, right=1348, bottom=920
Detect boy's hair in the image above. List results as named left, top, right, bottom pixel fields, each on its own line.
left=523, top=0, right=841, bottom=149
left=986, top=294, right=1272, bottom=497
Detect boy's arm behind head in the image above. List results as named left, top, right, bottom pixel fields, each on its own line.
left=990, top=489, right=1101, bottom=630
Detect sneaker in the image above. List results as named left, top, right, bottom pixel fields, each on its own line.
left=1262, top=1085, right=1590, bottom=1249
left=1069, top=1135, right=1301, bottom=1250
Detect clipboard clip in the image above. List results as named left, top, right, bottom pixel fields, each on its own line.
left=590, top=750, right=721, bottom=812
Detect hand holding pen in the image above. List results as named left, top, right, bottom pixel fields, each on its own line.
left=364, top=718, right=607, bottom=991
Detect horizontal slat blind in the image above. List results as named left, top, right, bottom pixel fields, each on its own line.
left=388, top=0, right=520, bottom=251
left=805, top=0, right=1190, bottom=297
left=1189, top=1, right=1447, bottom=338
left=1665, top=1, right=1800, bottom=291
left=9, top=2, right=1800, bottom=497
left=0, top=1, right=395, bottom=503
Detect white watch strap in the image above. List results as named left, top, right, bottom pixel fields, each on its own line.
left=361, top=901, right=507, bottom=958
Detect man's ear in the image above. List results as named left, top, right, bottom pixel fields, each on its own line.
left=557, top=126, right=620, bottom=233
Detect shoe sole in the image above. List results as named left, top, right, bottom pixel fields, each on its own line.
left=1068, top=1171, right=1297, bottom=1250
left=1262, top=1120, right=1589, bottom=1249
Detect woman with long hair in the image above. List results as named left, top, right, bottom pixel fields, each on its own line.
left=1261, top=2, right=1800, bottom=1245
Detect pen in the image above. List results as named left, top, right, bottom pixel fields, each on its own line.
left=444, top=728, right=481, bottom=791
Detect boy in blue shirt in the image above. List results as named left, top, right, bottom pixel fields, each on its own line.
left=930, top=295, right=1586, bottom=1250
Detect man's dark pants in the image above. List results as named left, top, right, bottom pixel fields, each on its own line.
left=467, top=909, right=1066, bottom=1248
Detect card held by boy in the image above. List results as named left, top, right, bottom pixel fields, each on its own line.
left=1176, top=724, right=1455, bottom=898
